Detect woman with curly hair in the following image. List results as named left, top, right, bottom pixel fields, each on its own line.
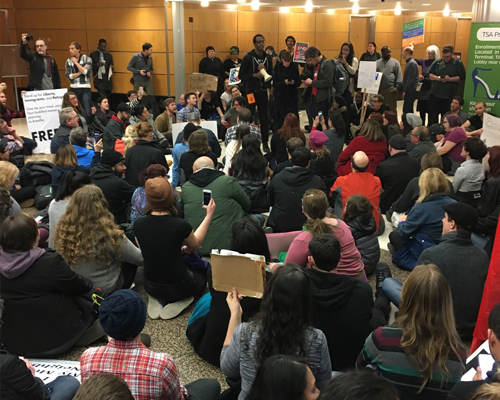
left=220, top=264, right=332, bottom=400
left=270, top=113, right=306, bottom=165
left=0, top=187, right=12, bottom=223
left=53, top=185, right=143, bottom=295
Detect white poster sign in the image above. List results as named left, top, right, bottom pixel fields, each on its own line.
left=23, top=89, right=67, bottom=154
left=482, top=112, right=500, bottom=148
left=229, top=67, right=241, bottom=85
left=30, top=359, right=81, bottom=383
left=171, top=121, right=218, bottom=144
left=357, top=61, right=378, bottom=90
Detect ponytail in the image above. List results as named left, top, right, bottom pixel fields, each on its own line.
left=304, top=217, right=332, bottom=237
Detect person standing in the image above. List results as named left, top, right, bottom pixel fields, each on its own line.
left=65, top=42, right=93, bottom=114
left=376, top=46, right=402, bottom=117
left=415, top=45, right=440, bottom=124
left=359, top=42, right=381, bottom=62
left=90, top=39, right=113, bottom=100
left=20, top=33, right=61, bottom=91
left=428, top=45, right=466, bottom=126
left=239, top=34, right=273, bottom=153
left=127, top=43, right=159, bottom=117
left=337, top=42, right=359, bottom=106
left=401, top=46, right=419, bottom=114
left=223, top=46, right=242, bottom=76
left=273, top=51, right=300, bottom=131
left=279, top=35, right=296, bottom=61
left=199, top=46, right=225, bottom=95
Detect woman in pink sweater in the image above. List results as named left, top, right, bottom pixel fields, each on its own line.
left=285, top=189, right=366, bottom=281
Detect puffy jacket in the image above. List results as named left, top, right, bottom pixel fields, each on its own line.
left=124, top=140, right=169, bottom=187
left=346, top=212, right=380, bottom=276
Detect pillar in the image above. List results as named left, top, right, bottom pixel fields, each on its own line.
left=172, top=1, right=186, bottom=98
left=472, top=0, right=500, bottom=22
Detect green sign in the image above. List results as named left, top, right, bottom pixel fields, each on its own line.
left=463, top=22, right=500, bottom=116
left=402, top=18, right=425, bottom=46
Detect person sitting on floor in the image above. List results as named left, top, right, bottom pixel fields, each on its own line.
left=220, top=265, right=332, bottom=400
left=80, top=289, right=221, bottom=400
left=224, top=124, right=250, bottom=175
left=54, top=185, right=144, bottom=295
left=309, top=129, right=336, bottom=189
left=180, top=129, right=218, bottom=184
left=273, top=137, right=316, bottom=175
left=73, top=373, right=134, bottom=400
left=174, top=112, right=221, bottom=158
left=286, top=188, right=366, bottom=280
left=133, top=176, right=215, bottom=320
left=70, top=126, right=99, bottom=167
left=171, top=122, right=196, bottom=189
left=52, top=107, right=80, bottom=154
left=0, top=213, right=105, bottom=357
left=407, top=125, right=437, bottom=162
left=270, top=113, right=306, bottom=167
left=436, top=114, right=468, bottom=174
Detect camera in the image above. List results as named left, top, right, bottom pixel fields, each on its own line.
left=25, top=34, right=33, bottom=42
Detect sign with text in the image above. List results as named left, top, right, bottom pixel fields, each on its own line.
left=23, top=89, right=67, bottom=154
left=464, top=22, right=500, bottom=117
left=293, top=42, right=309, bottom=63
left=229, top=67, right=241, bottom=85
left=30, top=359, right=81, bottom=383
left=402, top=18, right=425, bottom=47
left=357, top=61, right=378, bottom=90
left=482, top=113, right=500, bottom=148
left=189, top=73, right=218, bottom=92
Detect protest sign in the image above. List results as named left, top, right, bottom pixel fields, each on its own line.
left=357, top=61, right=378, bottom=90
left=171, top=121, right=217, bottom=144
left=229, top=67, right=241, bottom=85
left=189, top=73, right=218, bottom=92
left=31, top=359, right=81, bottom=383
left=293, top=42, right=309, bottom=63
left=23, top=89, right=67, bottom=154
left=402, top=18, right=425, bottom=47
left=481, top=112, right=500, bottom=147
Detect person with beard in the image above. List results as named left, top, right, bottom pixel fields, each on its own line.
left=90, top=39, right=114, bottom=99
left=103, top=103, right=132, bottom=151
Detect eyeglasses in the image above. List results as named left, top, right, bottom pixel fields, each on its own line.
left=69, top=97, right=77, bottom=101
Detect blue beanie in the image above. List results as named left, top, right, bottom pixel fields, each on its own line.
left=99, top=290, right=147, bottom=341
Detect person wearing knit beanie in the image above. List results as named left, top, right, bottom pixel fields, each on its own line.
left=145, top=177, right=175, bottom=212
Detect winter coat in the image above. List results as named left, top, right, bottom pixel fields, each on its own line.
left=20, top=43, right=61, bottom=90
left=50, top=124, right=72, bottom=154
left=124, top=140, right=169, bottom=187
left=474, top=175, right=500, bottom=236
left=336, top=136, right=387, bottom=177
left=346, top=212, right=380, bottom=276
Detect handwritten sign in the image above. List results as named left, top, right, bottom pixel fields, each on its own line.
left=189, top=73, right=218, bottom=92
left=31, top=359, right=81, bottom=383
left=357, top=61, right=378, bottom=90
left=482, top=112, right=500, bottom=147
left=293, top=42, right=309, bottom=63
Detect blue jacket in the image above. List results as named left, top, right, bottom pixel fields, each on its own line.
left=398, top=193, right=456, bottom=244
left=73, top=145, right=95, bottom=167
left=171, top=143, right=189, bottom=189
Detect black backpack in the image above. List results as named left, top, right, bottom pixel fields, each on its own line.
left=20, top=161, right=54, bottom=187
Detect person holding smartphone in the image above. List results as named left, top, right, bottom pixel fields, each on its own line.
left=272, top=51, right=300, bottom=133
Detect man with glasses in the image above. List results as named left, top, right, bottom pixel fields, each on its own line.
left=20, top=33, right=61, bottom=91
left=51, top=107, right=80, bottom=154
left=239, top=34, right=273, bottom=152
left=371, top=94, right=389, bottom=115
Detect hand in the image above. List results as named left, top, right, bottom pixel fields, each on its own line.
left=72, top=57, right=79, bottom=65
left=15, top=185, right=21, bottom=190
left=20, top=90, right=27, bottom=98
left=258, top=64, right=265, bottom=71
left=23, top=359, right=35, bottom=376
left=98, top=61, right=105, bottom=67
left=146, top=72, right=151, bottom=78
left=110, top=65, right=113, bottom=69
left=443, top=75, right=450, bottom=82
left=473, top=366, right=483, bottom=381
left=339, top=57, right=347, bottom=65
left=313, top=115, right=320, bottom=128
left=91, top=106, right=96, bottom=114
left=390, top=87, right=398, bottom=93
left=140, top=70, right=146, bottom=76
left=0, top=82, right=7, bottom=92
left=21, top=33, right=28, bottom=44
left=304, top=78, right=313, bottom=86
left=399, top=215, right=408, bottom=222
left=202, top=198, right=216, bottom=216
left=226, top=287, right=243, bottom=316
left=402, top=92, right=406, bottom=100
left=94, top=139, right=103, bottom=153
left=221, top=119, right=228, bottom=126
left=182, top=245, right=199, bottom=254
left=436, top=134, right=444, bottom=142
left=419, top=74, right=424, bottom=81
left=194, top=90, right=201, bottom=97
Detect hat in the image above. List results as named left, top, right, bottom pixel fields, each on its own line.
left=429, top=123, right=445, bottom=137
left=334, top=96, right=347, bottom=108
left=183, top=123, right=198, bottom=141
left=309, top=130, right=329, bottom=150
left=145, top=176, right=174, bottom=212
left=117, top=103, right=132, bottom=114
left=441, top=202, right=479, bottom=231
left=0, top=137, right=8, bottom=154
left=187, top=112, right=201, bottom=122
left=405, top=113, right=423, bottom=128
left=99, top=290, right=147, bottom=341
left=389, top=134, right=407, bottom=151
left=100, top=150, right=125, bottom=166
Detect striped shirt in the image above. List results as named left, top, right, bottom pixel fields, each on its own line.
left=357, top=326, right=466, bottom=400
left=65, top=54, right=92, bottom=89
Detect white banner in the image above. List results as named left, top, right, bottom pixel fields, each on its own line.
left=30, top=358, right=81, bottom=383
left=482, top=112, right=500, bottom=148
left=23, top=89, right=67, bottom=154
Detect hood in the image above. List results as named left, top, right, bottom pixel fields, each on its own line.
left=307, top=269, right=357, bottom=310
left=74, top=145, right=92, bottom=156
left=347, top=212, right=377, bottom=236
left=189, top=168, right=225, bottom=187
left=280, top=167, right=316, bottom=186
left=90, top=163, right=115, bottom=180
left=0, top=248, right=45, bottom=279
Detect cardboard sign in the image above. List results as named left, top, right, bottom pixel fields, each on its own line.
left=189, top=73, right=218, bottom=92
left=23, top=89, right=68, bottom=154
left=293, top=42, right=309, bottom=63
left=211, top=251, right=266, bottom=298
left=30, top=359, right=81, bottom=383
left=229, top=67, right=241, bottom=85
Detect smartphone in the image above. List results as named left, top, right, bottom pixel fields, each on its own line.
left=94, top=132, right=101, bottom=142
left=139, top=86, right=144, bottom=96
left=318, top=111, right=323, bottom=119
left=35, top=216, right=43, bottom=222
left=338, top=55, right=343, bottom=60
left=203, top=189, right=212, bottom=206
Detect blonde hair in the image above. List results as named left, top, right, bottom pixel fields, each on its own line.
left=303, top=189, right=335, bottom=237
left=0, top=161, right=18, bottom=190
left=312, top=146, right=331, bottom=160
left=122, top=125, right=138, bottom=155
left=416, top=168, right=449, bottom=203
left=53, top=185, right=124, bottom=267
left=54, top=144, right=78, bottom=167
left=132, top=122, right=153, bottom=140
left=397, top=264, right=463, bottom=393
left=470, top=382, right=500, bottom=400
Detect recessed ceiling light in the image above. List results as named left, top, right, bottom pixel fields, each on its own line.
left=327, top=8, right=334, bottom=13
left=237, top=0, right=246, bottom=3
left=251, top=0, right=259, bottom=10
left=280, top=6, right=289, bottom=12
left=443, top=5, right=450, bottom=16
left=422, top=3, right=431, bottom=5
left=395, top=2, right=401, bottom=15
left=352, top=3, right=359, bottom=14
left=305, top=0, right=313, bottom=12
left=201, top=0, right=209, bottom=6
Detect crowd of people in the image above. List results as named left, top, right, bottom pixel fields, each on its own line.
left=0, top=31, right=499, bottom=400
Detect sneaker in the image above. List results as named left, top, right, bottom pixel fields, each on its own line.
left=263, top=143, right=270, bottom=153
left=263, top=226, right=273, bottom=233
left=140, top=333, right=152, bottom=347
left=160, top=296, right=194, bottom=320
left=147, top=295, right=164, bottom=320
left=375, top=263, right=392, bottom=292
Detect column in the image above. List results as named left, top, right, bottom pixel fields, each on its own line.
left=172, top=1, right=186, bottom=97
left=472, top=0, right=500, bottom=22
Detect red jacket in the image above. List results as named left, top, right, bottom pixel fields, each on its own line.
left=336, top=136, right=387, bottom=176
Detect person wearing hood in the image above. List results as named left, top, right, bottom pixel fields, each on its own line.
left=103, top=103, right=132, bottom=151
left=305, top=234, right=389, bottom=371
left=124, top=122, right=169, bottom=188
left=182, top=157, right=251, bottom=255
left=267, top=147, right=326, bottom=232
left=0, top=213, right=104, bottom=357
left=91, top=149, right=135, bottom=224
left=331, top=95, right=350, bottom=129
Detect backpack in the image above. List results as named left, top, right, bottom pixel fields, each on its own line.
left=35, top=185, right=54, bottom=210
left=20, top=161, right=54, bottom=187
left=332, top=60, right=349, bottom=95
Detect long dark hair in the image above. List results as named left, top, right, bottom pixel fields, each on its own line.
left=329, top=112, right=346, bottom=137
left=246, top=355, right=309, bottom=400
left=0, top=187, right=12, bottom=224
left=246, top=264, right=313, bottom=367
left=343, top=194, right=373, bottom=224
left=489, top=146, right=500, bottom=178
left=401, top=113, right=413, bottom=136
left=55, top=171, right=92, bottom=201
left=230, top=217, right=271, bottom=262
left=232, top=135, right=268, bottom=181
left=340, top=41, right=355, bottom=65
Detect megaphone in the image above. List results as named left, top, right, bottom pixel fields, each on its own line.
left=260, top=69, right=272, bottom=82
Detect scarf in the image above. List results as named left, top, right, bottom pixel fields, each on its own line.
left=97, top=48, right=106, bottom=80
left=41, top=53, right=52, bottom=77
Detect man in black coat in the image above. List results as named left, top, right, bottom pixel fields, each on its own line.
left=51, top=107, right=80, bottom=154
left=375, top=134, right=420, bottom=214
left=103, top=103, right=132, bottom=151
left=91, top=150, right=135, bottom=224
left=90, top=39, right=114, bottom=99
left=267, top=147, right=326, bottom=232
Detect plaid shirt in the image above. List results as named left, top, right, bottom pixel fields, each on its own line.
left=80, top=339, right=188, bottom=400
left=177, top=106, right=201, bottom=122
left=224, top=122, right=261, bottom=147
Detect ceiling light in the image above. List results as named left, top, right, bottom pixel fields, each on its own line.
left=352, top=3, right=359, bottom=14
left=422, top=3, right=431, bottom=5
left=394, top=3, right=401, bottom=15
left=305, top=0, right=313, bottom=12
left=201, top=0, right=209, bottom=6
left=327, top=8, right=334, bottom=14
left=251, top=0, right=259, bottom=10
left=237, top=0, right=246, bottom=3
left=227, top=4, right=236, bottom=8
left=418, top=11, right=426, bottom=15
left=280, top=6, right=289, bottom=12
left=370, top=10, right=376, bottom=15
left=443, top=6, right=450, bottom=16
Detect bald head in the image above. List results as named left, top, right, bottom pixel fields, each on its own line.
left=193, top=156, right=215, bottom=172
left=352, top=151, right=369, bottom=172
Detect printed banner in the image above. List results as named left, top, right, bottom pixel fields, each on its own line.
left=30, top=359, right=81, bottom=383
left=23, top=89, right=67, bottom=154
left=463, top=22, right=500, bottom=117
left=229, top=67, right=241, bottom=85
left=402, top=18, right=425, bottom=47
left=293, top=42, right=309, bottom=63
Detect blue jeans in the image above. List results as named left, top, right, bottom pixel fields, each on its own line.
left=471, top=233, right=491, bottom=249
left=73, top=88, right=93, bottom=115
left=46, top=376, right=80, bottom=400
left=382, top=277, right=402, bottom=307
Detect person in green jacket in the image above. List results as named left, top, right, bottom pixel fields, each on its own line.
left=182, top=157, right=251, bottom=255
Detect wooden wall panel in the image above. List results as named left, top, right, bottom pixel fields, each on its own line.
left=315, top=33, right=349, bottom=51
left=189, top=9, right=238, bottom=31
left=350, top=17, right=371, bottom=58
left=278, top=32, right=316, bottom=48
left=86, top=31, right=167, bottom=53
left=238, top=11, right=279, bottom=32
left=15, top=0, right=81, bottom=8
left=237, top=32, right=279, bottom=54
left=85, top=8, right=165, bottom=30
left=279, top=13, right=316, bottom=32
left=84, top=0, right=165, bottom=7
left=19, top=30, right=88, bottom=52
left=16, top=9, right=86, bottom=30
left=316, top=14, right=350, bottom=32
left=455, top=19, right=471, bottom=68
